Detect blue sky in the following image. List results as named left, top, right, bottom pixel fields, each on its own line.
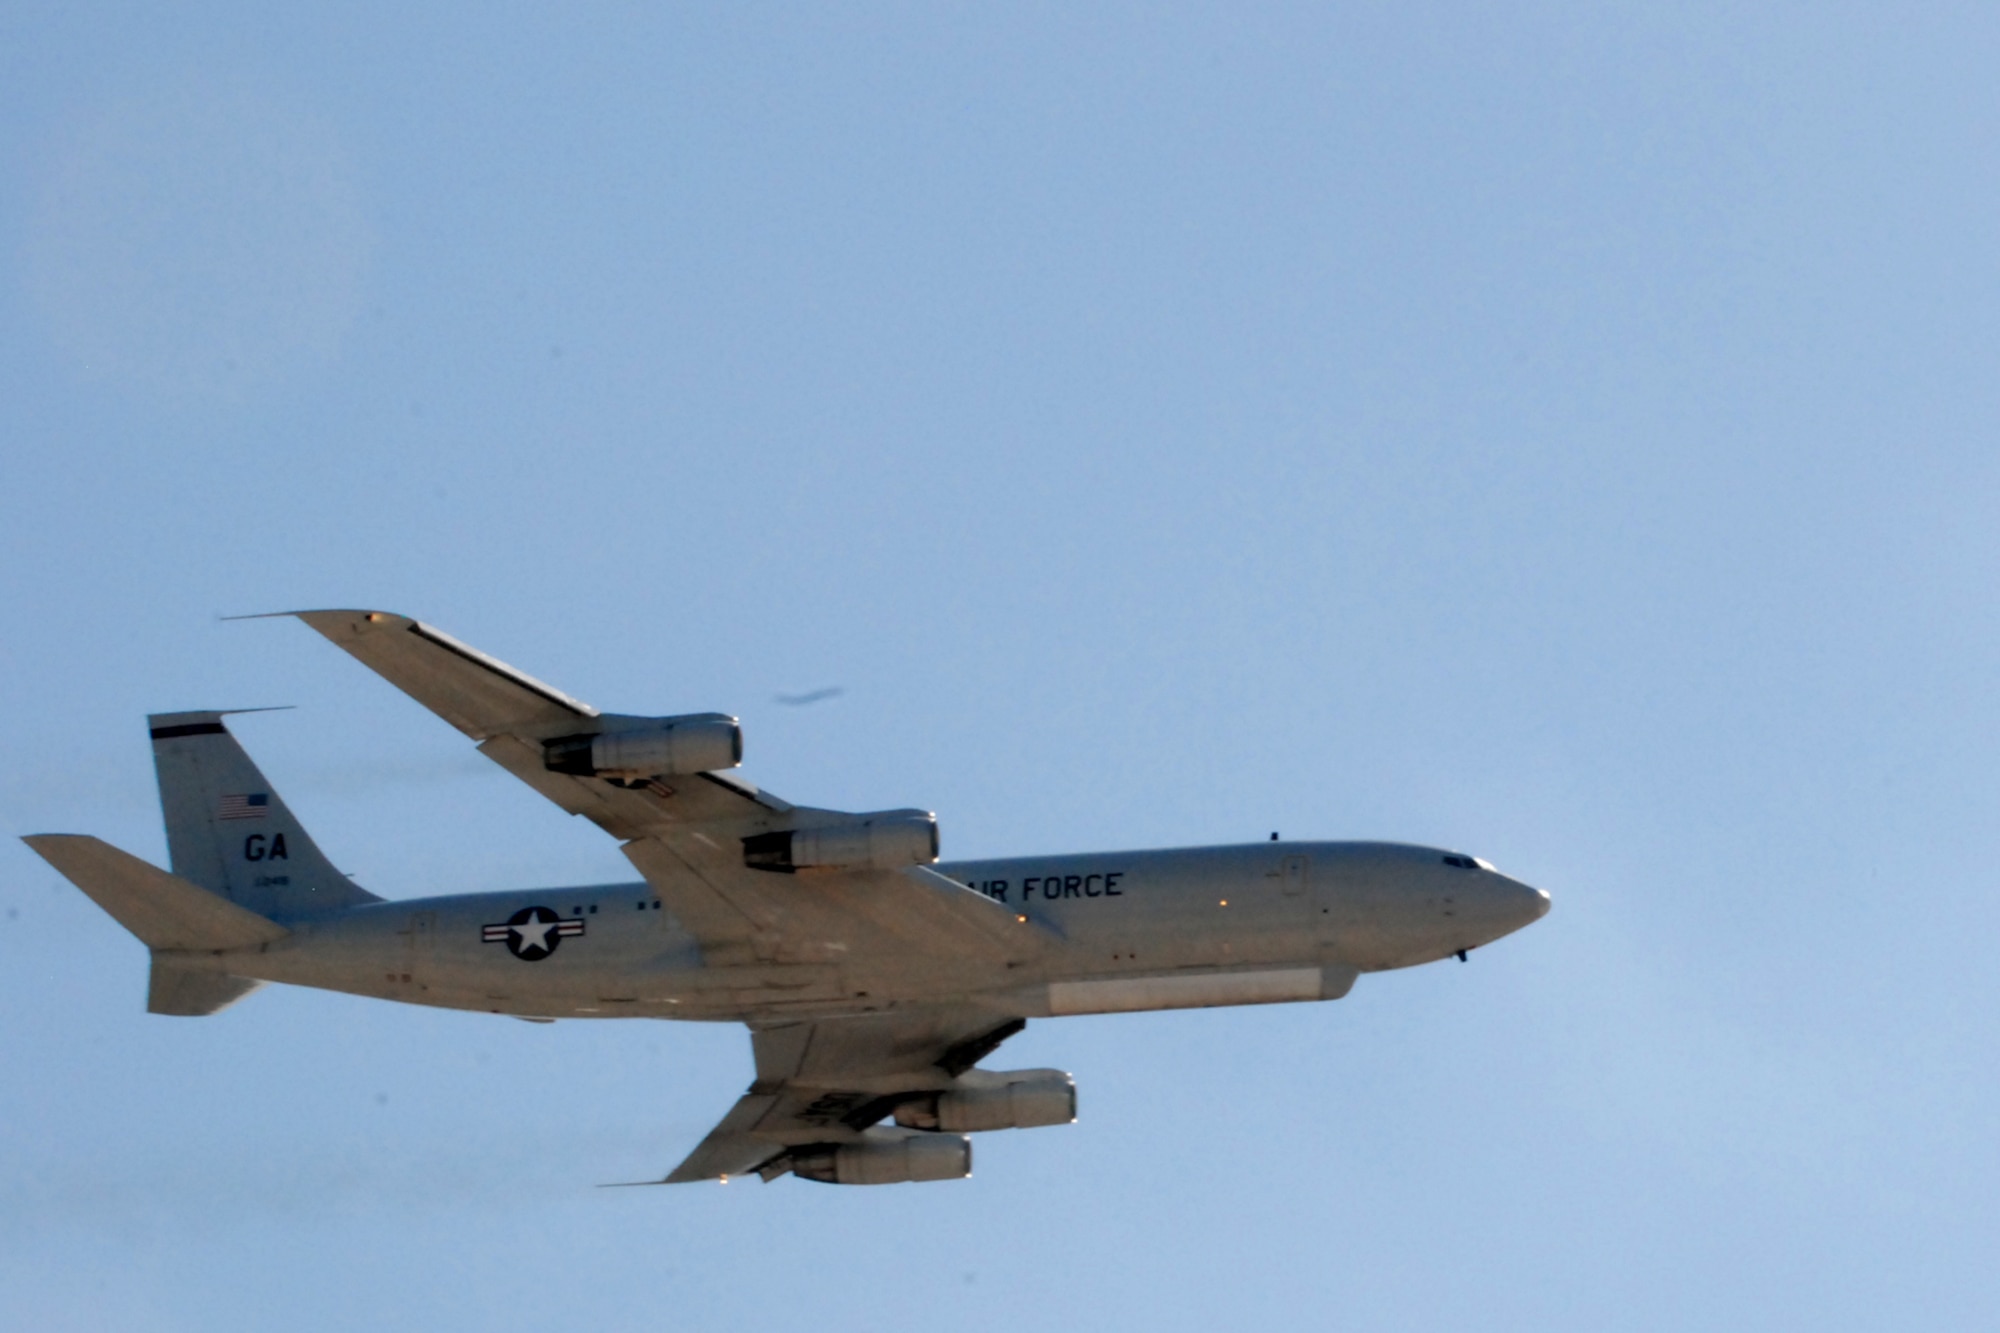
left=5, top=5, right=1998, bottom=1328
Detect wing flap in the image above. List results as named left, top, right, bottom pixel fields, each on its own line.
left=478, top=734, right=775, bottom=839
left=478, top=734, right=655, bottom=836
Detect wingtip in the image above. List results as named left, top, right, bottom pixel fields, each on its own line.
left=231, top=609, right=424, bottom=647
left=222, top=608, right=401, bottom=623
left=308, top=609, right=419, bottom=633
left=221, top=609, right=417, bottom=628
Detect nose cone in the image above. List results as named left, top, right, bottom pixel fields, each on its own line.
left=1460, top=869, right=1549, bottom=948
left=1498, top=875, right=1551, bottom=933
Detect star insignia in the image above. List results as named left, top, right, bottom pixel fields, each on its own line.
left=480, top=905, right=585, bottom=961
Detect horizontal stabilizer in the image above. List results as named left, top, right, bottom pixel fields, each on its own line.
left=23, top=834, right=290, bottom=951
left=149, top=960, right=265, bottom=1015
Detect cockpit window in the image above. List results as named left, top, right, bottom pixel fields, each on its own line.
left=1441, top=855, right=1476, bottom=869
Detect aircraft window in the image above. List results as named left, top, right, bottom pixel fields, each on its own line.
left=589, top=905, right=598, bottom=914
left=1441, top=855, right=1476, bottom=869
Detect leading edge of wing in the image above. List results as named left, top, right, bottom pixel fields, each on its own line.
left=286, top=610, right=595, bottom=739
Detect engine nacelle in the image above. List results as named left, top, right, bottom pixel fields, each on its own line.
left=894, top=1068, right=1076, bottom=1133
left=542, top=713, right=741, bottom=779
left=742, top=810, right=939, bottom=873
left=790, top=1129, right=971, bottom=1185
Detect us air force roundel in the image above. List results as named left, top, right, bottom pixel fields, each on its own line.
left=480, top=906, right=585, bottom=961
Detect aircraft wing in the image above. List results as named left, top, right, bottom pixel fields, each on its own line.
left=662, top=1007, right=1027, bottom=1183
left=290, top=610, right=786, bottom=839
left=292, top=610, right=1055, bottom=970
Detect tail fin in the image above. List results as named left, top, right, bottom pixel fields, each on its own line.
left=149, top=711, right=381, bottom=920
left=22, top=833, right=287, bottom=1015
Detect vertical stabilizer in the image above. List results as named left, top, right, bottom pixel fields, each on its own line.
left=149, top=711, right=380, bottom=919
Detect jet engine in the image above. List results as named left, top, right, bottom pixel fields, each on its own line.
left=742, top=810, right=939, bottom=873
left=542, top=713, right=742, bottom=779
left=790, top=1129, right=971, bottom=1185
left=893, top=1068, right=1076, bottom=1133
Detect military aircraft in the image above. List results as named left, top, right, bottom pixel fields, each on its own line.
left=25, top=610, right=1550, bottom=1186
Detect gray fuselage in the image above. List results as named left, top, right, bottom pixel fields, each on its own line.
left=230, top=841, right=1549, bottom=1024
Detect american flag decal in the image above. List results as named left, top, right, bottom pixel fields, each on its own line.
left=218, top=793, right=270, bottom=821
